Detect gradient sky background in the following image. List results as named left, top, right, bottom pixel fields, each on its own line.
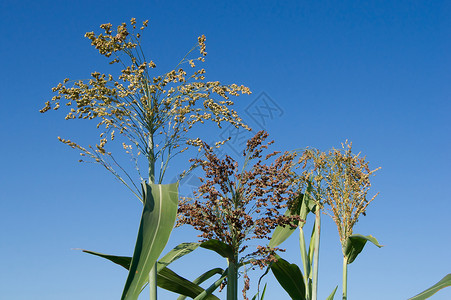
left=1, top=0, right=450, bottom=299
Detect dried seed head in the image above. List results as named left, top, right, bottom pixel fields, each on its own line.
left=298, top=142, right=380, bottom=251
left=177, top=131, right=301, bottom=267
left=42, top=18, right=251, bottom=196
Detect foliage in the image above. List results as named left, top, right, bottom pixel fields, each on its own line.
left=122, top=182, right=179, bottom=299
left=268, top=192, right=321, bottom=300
left=296, top=142, right=381, bottom=300
left=42, top=18, right=252, bottom=300
left=41, top=17, right=445, bottom=300
left=82, top=242, right=224, bottom=299
left=408, top=274, right=451, bottom=300
left=177, top=131, right=301, bottom=299
left=270, top=255, right=306, bottom=300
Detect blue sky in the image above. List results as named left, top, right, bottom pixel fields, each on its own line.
left=0, top=0, right=450, bottom=299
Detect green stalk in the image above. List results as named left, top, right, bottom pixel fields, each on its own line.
left=342, top=256, right=348, bottom=300
left=311, top=209, right=321, bottom=300
left=299, top=227, right=310, bottom=300
left=193, top=269, right=228, bottom=300
left=227, top=255, right=238, bottom=300
left=147, top=131, right=157, bottom=300
left=149, top=266, right=157, bottom=299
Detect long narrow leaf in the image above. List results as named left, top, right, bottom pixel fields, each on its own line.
left=82, top=249, right=131, bottom=270
left=158, top=267, right=220, bottom=300
left=194, top=269, right=228, bottom=300
left=157, top=242, right=201, bottom=271
left=200, top=239, right=234, bottom=259
left=260, top=283, right=267, bottom=300
left=306, top=217, right=317, bottom=280
left=81, top=246, right=222, bottom=298
left=326, top=286, right=338, bottom=300
left=344, top=234, right=382, bottom=264
left=82, top=242, right=200, bottom=272
left=408, top=274, right=451, bottom=300
left=177, top=268, right=224, bottom=300
left=121, top=182, right=179, bottom=300
left=268, top=193, right=304, bottom=248
left=270, top=255, right=306, bottom=300
left=252, top=283, right=267, bottom=300
left=192, top=268, right=224, bottom=285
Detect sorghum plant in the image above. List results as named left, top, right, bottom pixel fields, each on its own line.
left=177, top=131, right=301, bottom=300
left=298, top=141, right=381, bottom=300
left=41, top=18, right=251, bottom=300
left=41, top=18, right=250, bottom=197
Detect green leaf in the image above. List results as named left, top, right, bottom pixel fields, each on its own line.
left=82, top=242, right=200, bottom=273
left=82, top=249, right=131, bottom=270
left=260, top=283, right=267, bottom=300
left=192, top=268, right=224, bottom=285
left=177, top=268, right=224, bottom=300
left=408, top=274, right=451, bottom=300
left=121, top=181, right=179, bottom=300
left=269, top=193, right=303, bottom=248
left=325, top=285, right=338, bottom=300
left=252, top=283, right=267, bottom=300
left=303, top=183, right=316, bottom=215
left=200, top=239, right=234, bottom=259
left=81, top=249, right=222, bottom=299
left=307, top=218, right=317, bottom=279
left=82, top=242, right=219, bottom=299
left=157, top=242, right=201, bottom=272
left=193, top=269, right=228, bottom=300
left=158, top=266, right=220, bottom=300
left=271, top=255, right=306, bottom=300
left=344, top=234, right=382, bottom=264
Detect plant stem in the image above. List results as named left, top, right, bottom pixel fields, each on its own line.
left=311, top=209, right=321, bottom=300
left=342, top=256, right=348, bottom=300
left=148, top=130, right=157, bottom=299
left=227, top=255, right=238, bottom=300
left=299, top=227, right=310, bottom=300
left=193, top=269, right=228, bottom=300
left=149, top=266, right=158, bottom=299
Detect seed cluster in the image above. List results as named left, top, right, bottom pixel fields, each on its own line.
left=297, top=141, right=380, bottom=250
left=177, top=131, right=301, bottom=269
left=41, top=18, right=251, bottom=190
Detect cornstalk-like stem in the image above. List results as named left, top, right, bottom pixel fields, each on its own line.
left=299, top=227, right=310, bottom=300
left=193, top=269, right=228, bottom=300
left=342, top=256, right=348, bottom=300
left=148, top=129, right=157, bottom=300
left=227, top=255, right=238, bottom=300
left=311, top=209, right=321, bottom=300
left=149, top=266, right=158, bottom=299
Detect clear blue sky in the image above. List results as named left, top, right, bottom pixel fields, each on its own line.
left=1, top=0, right=450, bottom=299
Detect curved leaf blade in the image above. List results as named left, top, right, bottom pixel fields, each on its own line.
left=158, top=267, right=220, bottom=300
left=408, top=274, right=451, bottom=300
left=82, top=249, right=131, bottom=270
left=81, top=242, right=200, bottom=272
left=269, top=190, right=316, bottom=249
left=177, top=268, right=224, bottom=300
left=326, top=285, right=338, bottom=300
left=193, top=269, right=228, bottom=300
left=344, top=234, right=382, bottom=264
left=81, top=246, right=223, bottom=298
left=270, top=255, right=306, bottom=300
left=268, top=193, right=303, bottom=248
left=251, top=283, right=267, bottom=300
left=192, top=268, right=224, bottom=285
left=122, top=182, right=179, bottom=300
left=157, top=242, right=201, bottom=272
left=200, top=240, right=234, bottom=259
